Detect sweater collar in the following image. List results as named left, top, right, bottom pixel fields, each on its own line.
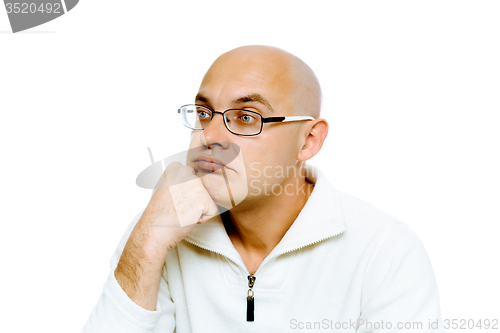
left=184, top=165, right=346, bottom=264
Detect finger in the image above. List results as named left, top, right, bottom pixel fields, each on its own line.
left=198, top=192, right=220, bottom=223
left=153, top=161, right=184, bottom=190
left=167, top=164, right=198, bottom=187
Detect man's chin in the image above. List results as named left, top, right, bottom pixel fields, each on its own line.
left=205, top=195, right=232, bottom=213
left=201, top=178, right=248, bottom=210
left=200, top=178, right=231, bottom=205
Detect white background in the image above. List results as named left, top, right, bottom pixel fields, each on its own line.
left=1, top=1, right=499, bottom=331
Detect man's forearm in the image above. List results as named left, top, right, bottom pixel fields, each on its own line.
left=114, top=229, right=168, bottom=311
left=81, top=209, right=177, bottom=333
left=109, top=165, right=218, bottom=313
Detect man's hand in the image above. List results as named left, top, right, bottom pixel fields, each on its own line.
left=114, top=162, right=220, bottom=311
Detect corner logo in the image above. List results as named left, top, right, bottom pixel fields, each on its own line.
left=3, top=0, right=78, bottom=33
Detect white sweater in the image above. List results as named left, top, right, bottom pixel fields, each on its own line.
left=81, top=166, right=444, bottom=333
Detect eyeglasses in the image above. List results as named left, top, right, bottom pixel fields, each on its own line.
left=178, top=104, right=315, bottom=136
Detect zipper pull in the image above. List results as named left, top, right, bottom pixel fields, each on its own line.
left=246, top=274, right=256, bottom=321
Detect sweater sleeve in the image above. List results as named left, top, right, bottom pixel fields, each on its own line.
left=357, top=222, right=444, bottom=333
left=81, top=209, right=176, bottom=333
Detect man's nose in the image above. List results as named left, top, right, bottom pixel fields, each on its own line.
left=199, top=113, right=231, bottom=149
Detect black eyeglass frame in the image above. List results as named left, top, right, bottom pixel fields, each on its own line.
left=178, top=104, right=315, bottom=137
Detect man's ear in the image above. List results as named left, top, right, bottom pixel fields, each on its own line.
left=297, top=118, right=329, bottom=161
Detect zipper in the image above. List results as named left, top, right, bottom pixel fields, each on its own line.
left=183, top=228, right=344, bottom=322
left=246, top=274, right=256, bottom=321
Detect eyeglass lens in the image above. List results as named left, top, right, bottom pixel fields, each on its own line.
left=182, top=105, right=262, bottom=135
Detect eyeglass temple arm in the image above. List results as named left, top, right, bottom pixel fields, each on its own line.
left=262, top=116, right=315, bottom=123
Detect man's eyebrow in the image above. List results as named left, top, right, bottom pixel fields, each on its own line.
left=233, top=94, right=274, bottom=112
left=195, top=93, right=209, bottom=104
left=194, top=93, right=274, bottom=112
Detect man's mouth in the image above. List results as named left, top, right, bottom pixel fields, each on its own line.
left=194, top=154, right=233, bottom=173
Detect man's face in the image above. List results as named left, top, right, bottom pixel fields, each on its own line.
left=186, top=51, right=306, bottom=209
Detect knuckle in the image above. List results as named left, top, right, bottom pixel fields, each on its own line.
left=179, top=165, right=196, bottom=176
left=166, top=161, right=182, bottom=173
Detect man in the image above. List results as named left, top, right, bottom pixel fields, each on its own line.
left=82, top=45, right=444, bottom=332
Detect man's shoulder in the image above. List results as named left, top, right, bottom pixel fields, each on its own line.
left=316, top=188, right=429, bottom=274
left=332, top=189, right=418, bottom=247
left=337, top=190, right=402, bottom=226
left=309, top=167, right=417, bottom=246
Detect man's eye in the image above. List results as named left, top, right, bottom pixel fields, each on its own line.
left=240, top=114, right=255, bottom=123
left=197, top=111, right=210, bottom=118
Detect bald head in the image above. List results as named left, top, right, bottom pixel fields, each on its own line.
left=199, top=45, right=322, bottom=118
left=190, top=46, right=329, bottom=208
